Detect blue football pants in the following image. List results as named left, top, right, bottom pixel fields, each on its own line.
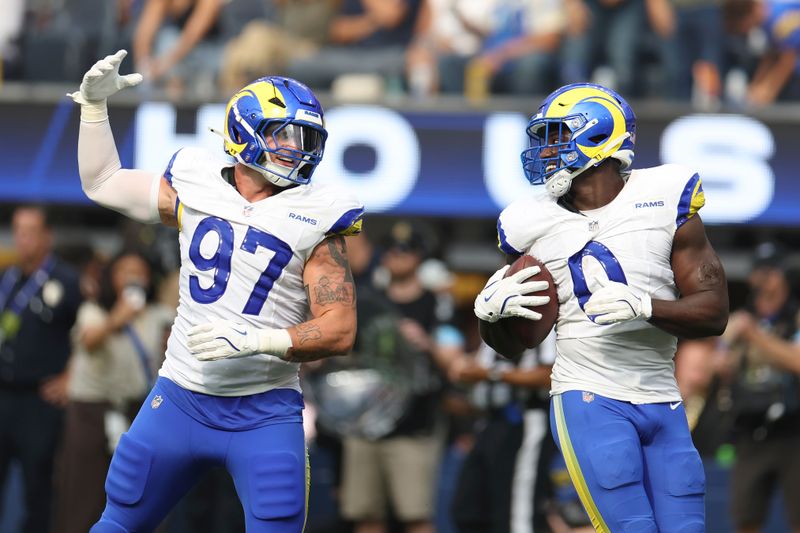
left=90, top=385, right=307, bottom=533
left=550, top=391, right=705, bottom=533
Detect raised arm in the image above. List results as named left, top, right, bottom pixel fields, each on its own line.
left=69, top=50, right=178, bottom=227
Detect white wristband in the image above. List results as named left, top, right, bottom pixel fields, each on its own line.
left=80, top=99, right=109, bottom=122
left=256, top=328, right=293, bottom=360
left=641, top=293, right=653, bottom=320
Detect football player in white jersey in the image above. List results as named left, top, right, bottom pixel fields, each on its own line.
left=474, top=83, right=729, bottom=532
left=69, top=50, right=364, bottom=532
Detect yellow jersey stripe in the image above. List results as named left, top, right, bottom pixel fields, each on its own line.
left=676, top=173, right=703, bottom=228
left=302, top=448, right=310, bottom=532
left=553, top=395, right=611, bottom=533
left=176, top=201, right=184, bottom=232
left=688, top=179, right=704, bottom=219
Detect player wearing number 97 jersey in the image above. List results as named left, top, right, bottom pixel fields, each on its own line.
left=69, top=50, right=362, bottom=532
left=163, top=145, right=362, bottom=396
left=475, top=83, right=729, bottom=532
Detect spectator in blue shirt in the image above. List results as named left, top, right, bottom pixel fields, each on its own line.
left=725, top=0, right=800, bottom=105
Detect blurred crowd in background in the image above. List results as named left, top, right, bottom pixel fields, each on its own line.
left=1, top=205, right=800, bottom=533
left=2, top=0, right=800, bottom=107
left=2, top=0, right=800, bottom=532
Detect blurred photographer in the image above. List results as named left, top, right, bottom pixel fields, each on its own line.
left=448, top=334, right=556, bottom=533
left=339, top=222, right=446, bottom=533
left=719, top=243, right=800, bottom=533
left=54, top=249, right=174, bottom=533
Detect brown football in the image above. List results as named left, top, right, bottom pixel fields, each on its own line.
left=500, top=254, right=558, bottom=349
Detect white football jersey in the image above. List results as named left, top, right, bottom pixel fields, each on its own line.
left=158, top=147, right=363, bottom=396
left=497, top=164, right=705, bottom=403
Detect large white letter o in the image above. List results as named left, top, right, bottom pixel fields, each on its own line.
left=315, top=106, right=420, bottom=213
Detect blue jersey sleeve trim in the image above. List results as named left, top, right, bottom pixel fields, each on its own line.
left=676, top=173, right=702, bottom=229
left=327, top=207, right=365, bottom=236
left=497, top=219, right=522, bottom=256
left=163, top=149, right=182, bottom=185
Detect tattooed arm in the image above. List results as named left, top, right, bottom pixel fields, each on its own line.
left=285, top=235, right=357, bottom=362
left=648, top=215, right=729, bottom=338
left=186, top=235, right=356, bottom=363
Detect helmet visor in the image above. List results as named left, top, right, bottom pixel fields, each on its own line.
left=255, top=121, right=326, bottom=182
left=259, top=121, right=325, bottom=158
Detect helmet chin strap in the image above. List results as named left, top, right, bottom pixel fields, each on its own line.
left=258, top=164, right=298, bottom=188
left=545, top=132, right=632, bottom=198
left=545, top=161, right=592, bottom=198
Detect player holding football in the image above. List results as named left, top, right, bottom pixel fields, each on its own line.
left=474, top=83, right=728, bottom=531
left=69, top=50, right=363, bottom=532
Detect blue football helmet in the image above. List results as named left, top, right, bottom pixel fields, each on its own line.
left=223, top=76, right=328, bottom=187
left=520, top=83, right=636, bottom=197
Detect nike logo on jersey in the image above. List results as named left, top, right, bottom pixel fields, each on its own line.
left=288, top=212, right=318, bottom=225
left=634, top=200, right=665, bottom=209
left=669, top=401, right=682, bottom=410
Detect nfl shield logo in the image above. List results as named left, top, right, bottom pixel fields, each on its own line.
left=582, top=391, right=595, bottom=403
left=243, top=205, right=254, bottom=217
left=151, top=395, right=164, bottom=409
left=588, top=220, right=599, bottom=232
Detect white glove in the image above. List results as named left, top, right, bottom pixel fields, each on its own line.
left=584, top=278, right=652, bottom=325
left=67, top=49, right=143, bottom=120
left=186, top=319, right=292, bottom=361
left=474, top=264, right=550, bottom=323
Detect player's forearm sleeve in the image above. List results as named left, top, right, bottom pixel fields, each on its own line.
left=78, top=119, right=161, bottom=223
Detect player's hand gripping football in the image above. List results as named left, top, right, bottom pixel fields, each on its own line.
left=67, top=49, right=142, bottom=105
left=584, top=278, right=652, bottom=325
left=474, top=264, right=550, bottom=323
left=187, top=319, right=291, bottom=361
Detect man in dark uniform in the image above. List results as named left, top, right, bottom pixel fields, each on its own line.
left=449, top=337, right=556, bottom=533
left=340, top=221, right=445, bottom=533
left=0, top=205, right=82, bottom=533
